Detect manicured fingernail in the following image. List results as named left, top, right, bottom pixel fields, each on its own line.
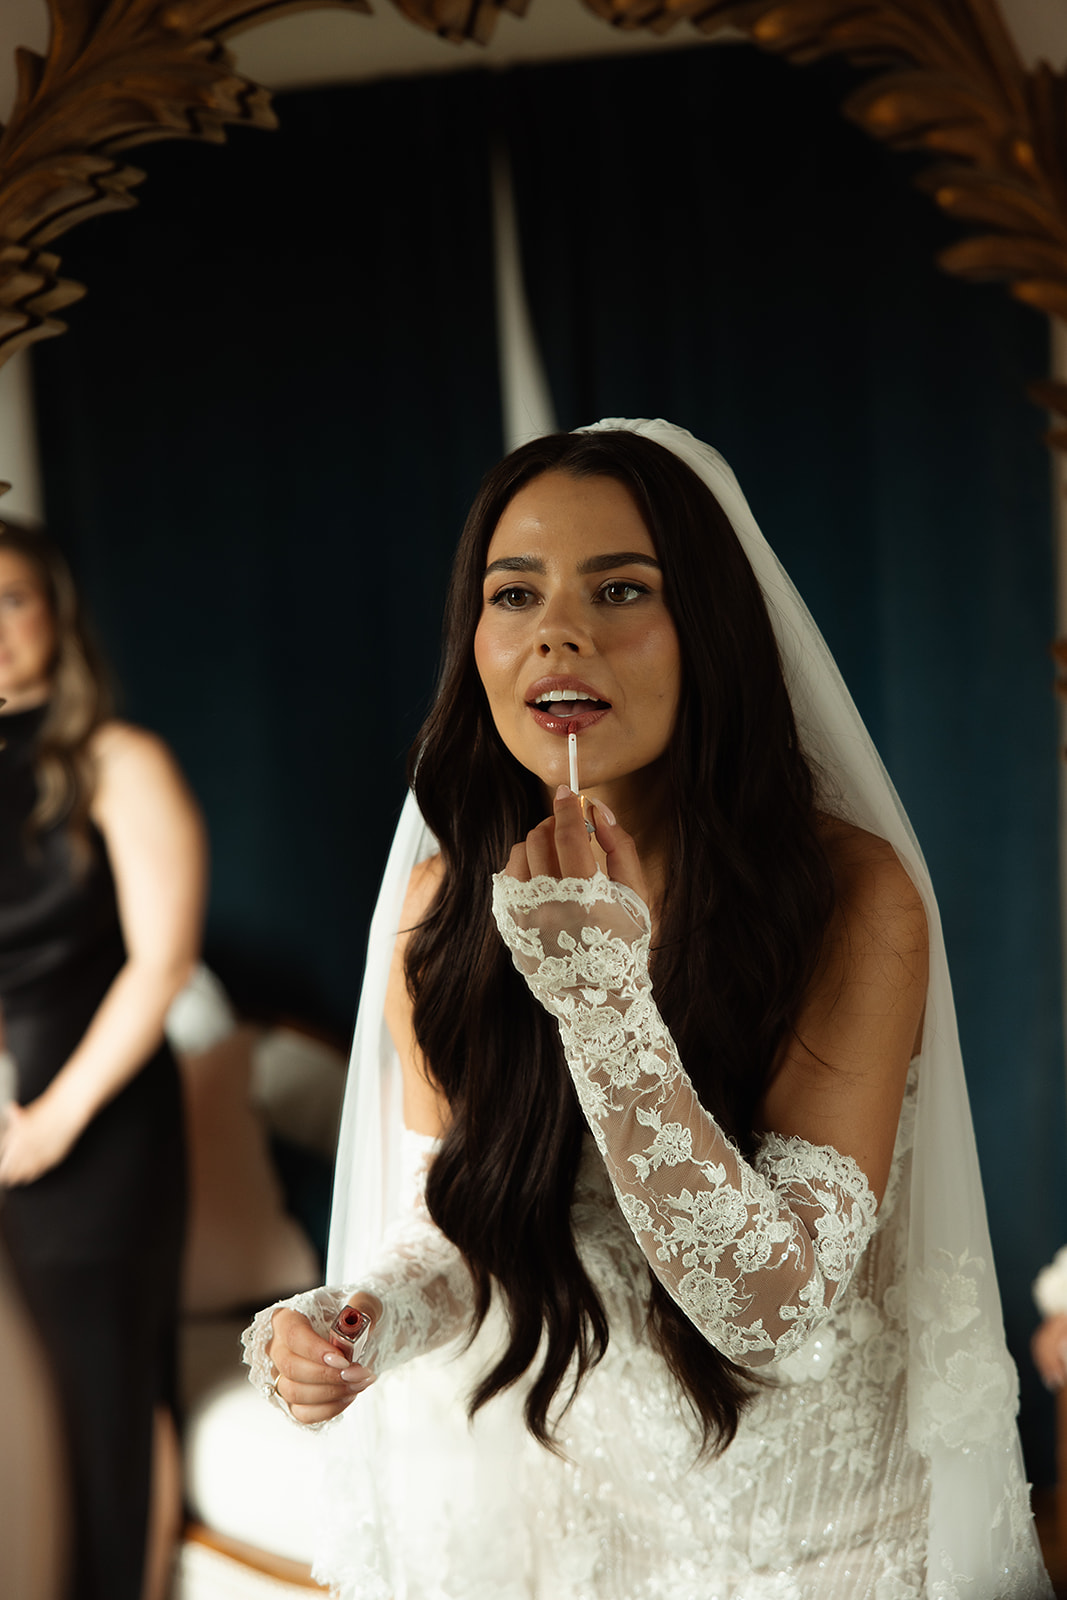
left=323, top=1351, right=347, bottom=1368
left=591, top=799, right=616, bottom=826
left=555, top=784, right=572, bottom=801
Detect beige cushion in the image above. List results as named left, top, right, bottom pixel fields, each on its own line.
left=179, top=1025, right=320, bottom=1315
left=181, top=1317, right=323, bottom=1569
left=250, top=1027, right=345, bottom=1160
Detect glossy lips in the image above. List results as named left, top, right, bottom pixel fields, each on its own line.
left=525, top=677, right=611, bottom=736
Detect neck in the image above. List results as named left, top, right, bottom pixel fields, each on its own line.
left=611, top=770, right=672, bottom=909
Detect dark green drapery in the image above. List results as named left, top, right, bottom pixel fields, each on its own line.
left=504, top=44, right=1064, bottom=1479
left=33, top=73, right=503, bottom=1032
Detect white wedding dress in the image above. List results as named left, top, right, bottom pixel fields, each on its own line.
left=243, top=420, right=1052, bottom=1599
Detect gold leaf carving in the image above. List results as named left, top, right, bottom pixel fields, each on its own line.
left=0, top=0, right=370, bottom=355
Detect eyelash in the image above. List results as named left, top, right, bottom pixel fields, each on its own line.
left=487, top=580, right=651, bottom=610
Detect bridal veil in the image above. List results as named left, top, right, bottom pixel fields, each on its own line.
left=326, top=418, right=1048, bottom=1596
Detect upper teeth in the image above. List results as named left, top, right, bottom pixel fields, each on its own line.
left=537, top=690, right=596, bottom=704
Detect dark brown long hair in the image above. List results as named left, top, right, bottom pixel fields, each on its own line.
left=407, top=430, right=835, bottom=1454
left=0, top=520, right=114, bottom=847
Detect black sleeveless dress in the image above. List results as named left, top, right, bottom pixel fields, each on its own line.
left=0, top=705, right=186, bottom=1600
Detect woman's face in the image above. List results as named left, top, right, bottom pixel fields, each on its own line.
left=0, top=550, right=56, bottom=711
left=473, top=471, right=682, bottom=802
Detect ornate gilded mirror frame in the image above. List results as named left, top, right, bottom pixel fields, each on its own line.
left=0, top=0, right=1065, bottom=435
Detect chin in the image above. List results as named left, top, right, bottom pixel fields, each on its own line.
left=497, top=736, right=560, bottom=787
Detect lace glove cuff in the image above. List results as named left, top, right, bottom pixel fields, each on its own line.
left=242, top=1137, right=477, bottom=1425
left=491, top=870, right=877, bottom=1367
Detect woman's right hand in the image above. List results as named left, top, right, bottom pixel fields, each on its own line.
left=268, top=1293, right=381, bottom=1424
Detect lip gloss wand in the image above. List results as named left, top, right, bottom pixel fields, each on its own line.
left=567, top=727, right=597, bottom=835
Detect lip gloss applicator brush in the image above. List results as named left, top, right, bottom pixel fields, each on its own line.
left=567, top=726, right=597, bottom=836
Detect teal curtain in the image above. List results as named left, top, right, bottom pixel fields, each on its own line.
left=33, top=73, right=503, bottom=1034
left=505, top=45, right=1064, bottom=1480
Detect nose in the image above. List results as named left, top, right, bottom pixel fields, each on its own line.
left=537, top=592, right=590, bottom=657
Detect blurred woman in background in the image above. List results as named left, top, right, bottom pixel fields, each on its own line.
left=0, top=521, right=206, bottom=1600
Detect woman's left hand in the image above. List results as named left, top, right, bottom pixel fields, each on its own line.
left=503, top=786, right=648, bottom=906
left=0, top=1092, right=82, bottom=1186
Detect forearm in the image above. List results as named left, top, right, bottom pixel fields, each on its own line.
left=569, top=1015, right=876, bottom=1363
left=493, top=871, right=878, bottom=1367
left=37, top=955, right=194, bottom=1132
left=244, top=1177, right=477, bottom=1422
left=356, top=1200, right=478, bottom=1374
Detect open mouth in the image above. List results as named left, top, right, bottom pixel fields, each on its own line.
left=528, top=689, right=612, bottom=713
left=526, top=688, right=612, bottom=734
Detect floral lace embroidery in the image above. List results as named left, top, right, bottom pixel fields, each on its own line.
left=491, top=870, right=878, bottom=1367
left=242, top=1151, right=476, bottom=1428
left=358, top=1199, right=477, bottom=1375
left=910, top=1247, right=1019, bottom=1454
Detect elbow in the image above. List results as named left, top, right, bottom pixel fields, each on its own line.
left=705, top=1304, right=835, bottom=1371
left=124, top=952, right=201, bottom=1010
left=157, top=955, right=200, bottom=1007
left=169, top=955, right=200, bottom=999
left=695, top=1268, right=841, bottom=1370
left=731, top=1341, right=780, bottom=1371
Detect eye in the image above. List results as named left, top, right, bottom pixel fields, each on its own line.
left=488, top=585, right=535, bottom=610
left=597, top=580, right=648, bottom=606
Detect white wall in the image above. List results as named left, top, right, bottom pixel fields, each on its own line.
left=1009, top=0, right=1067, bottom=69
left=0, top=0, right=46, bottom=129
left=0, top=0, right=48, bottom=521
left=0, top=353, right=42, bottom=524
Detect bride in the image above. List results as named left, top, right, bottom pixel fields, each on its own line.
left=245, top=420, right=1050, bottom=1598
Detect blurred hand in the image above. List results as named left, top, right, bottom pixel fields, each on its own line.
left=1032, top=1311, right=1067, bottom=1392
left=0, top=1094, right=82, bottom=1187
left=268, top=1293, right=382, bottom=1426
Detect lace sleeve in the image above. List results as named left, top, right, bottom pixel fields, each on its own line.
left=491, top=870, right=879, bottom=1368
left=358, top=1184, right=478, bottom=1376
left=242, top=1134, right=476, bottom=1424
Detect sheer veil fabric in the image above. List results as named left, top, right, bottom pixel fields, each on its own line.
left=326, top=419, right=1049, bottom=1596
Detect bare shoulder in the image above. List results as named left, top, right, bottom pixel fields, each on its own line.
left=401, top=852, right=445, bottom=927
left=388, top=852, right=448, bottom=1136
left=817, top=816, right=927, bottom=956
left=763, top=820, right=928, bottom=1199
left=89, top=720, right=200, bottom=831
left=91, top=719, right=179, bottom=781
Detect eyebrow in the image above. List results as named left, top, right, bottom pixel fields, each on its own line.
left=483, top=551, right=662, bottom=579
